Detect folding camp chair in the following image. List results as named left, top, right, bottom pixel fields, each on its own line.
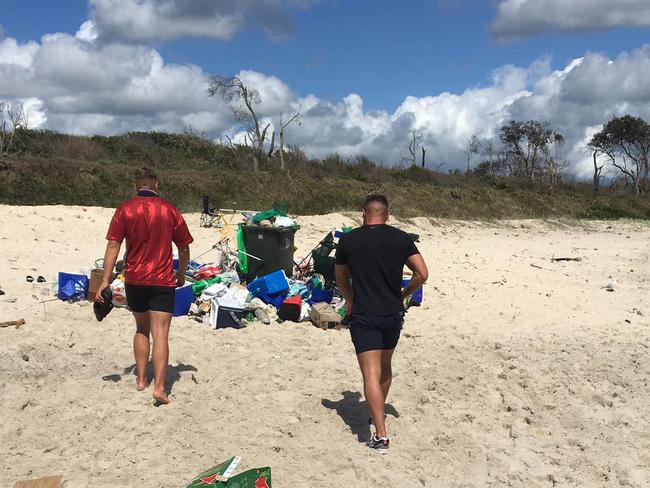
left=295, top=232, right=337, bottom=286
left=200, top=196, right=219, bottom=228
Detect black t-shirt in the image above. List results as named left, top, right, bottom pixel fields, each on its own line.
left=335, top=224, right=420, bottom=316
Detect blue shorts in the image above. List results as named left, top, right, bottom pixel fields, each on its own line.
left=349, top=312, right=405, bottom=354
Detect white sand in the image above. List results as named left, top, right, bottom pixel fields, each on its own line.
left=1, top=205, right=649, bottom=487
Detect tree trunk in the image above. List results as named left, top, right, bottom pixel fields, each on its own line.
left=268, top=130, right=275, bottom=158
left=421, top=146, right=425, bottom=168
left=593, top=151, right=600, bottom=194
left=279, top=112, right=285, bottom=170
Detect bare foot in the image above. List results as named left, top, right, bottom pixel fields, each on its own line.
left=136, top=380, right=149, bottom=391
left=153, top=391, right=170, bottom=404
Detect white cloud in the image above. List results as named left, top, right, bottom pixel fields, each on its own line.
left=75, top=20, right=99, bottom=42
left=0, top=32, right=232, bottom=135
left=89, top=0, right=318, bottom=43
left=237, top=70, right=295, bottom=114
left=492, top=0, right=650, bottom=39
left=2, top=26, right=650, bottom=176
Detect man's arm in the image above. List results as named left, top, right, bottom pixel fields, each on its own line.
left=176, top=244, right=190, bottom=287
left=96, top=240, right=121, bottom=302
left=335, top=264, right=353, bottom=315
left=402, top=253, right=428, bottom=300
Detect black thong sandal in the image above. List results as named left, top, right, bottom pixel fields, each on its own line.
left=93, top=289, right=114, bottom=322
left=37, top=275, right=46, bottom=283
left=26, top=275, right=34, bottom=283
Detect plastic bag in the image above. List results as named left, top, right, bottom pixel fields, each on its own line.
left=110, top=278, right=128, bottom=308
left=57, top=272, right=89, bottom=301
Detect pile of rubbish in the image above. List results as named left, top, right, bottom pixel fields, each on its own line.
left=51, top=204, right=423, bottom=329
left=179, top=206, right=346, bottom=329
left=53, top=206, right=350, bottom=331
left=182, top=267, right=346, bottom=330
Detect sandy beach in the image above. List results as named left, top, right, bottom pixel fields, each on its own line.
left=1, top=205, right=649, bottom=488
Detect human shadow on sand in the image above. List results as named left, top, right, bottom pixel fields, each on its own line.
left=322, top=390, right=399, bottom=443
left=102, top=362, right=197, bottom=393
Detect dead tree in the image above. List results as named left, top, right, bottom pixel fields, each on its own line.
left=592, top=150, right=604, bottom=194
left=463, top=134, right=480, bottom=174
left=279, top=108, right=302, bottom=170
left=208, top=76, right=269, bottom=171
left=421, top=146, right=426, bottom=168
left=267, top=130, right=275, bottom=158
left=406, top=130, right=422, bottom=167
left=546, top=132, right=566, bottom=189
left=480, top=138, right=495, bottom=174
left=0, top=101, right=26, bottom=159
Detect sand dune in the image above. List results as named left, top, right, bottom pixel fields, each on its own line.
left=1, top=205, right=649, bottom=487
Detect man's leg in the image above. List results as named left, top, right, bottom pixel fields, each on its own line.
left=357, top=350, right=388, bottom=438
left=380, top=348, right=394, bottom=402
left=132, top=311, right=151, bottom=391
left=149, top=310, right=172, bottom=403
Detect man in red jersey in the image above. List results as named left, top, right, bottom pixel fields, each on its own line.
left=96, top=167, right=193, bottom=404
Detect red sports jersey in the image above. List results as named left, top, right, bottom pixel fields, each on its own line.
left=106, top=193, right=193, bottom=287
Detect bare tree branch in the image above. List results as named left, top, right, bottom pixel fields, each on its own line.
left=208, top=76, right=267, bottom=171
left=279, top=106, right=302, bottom=170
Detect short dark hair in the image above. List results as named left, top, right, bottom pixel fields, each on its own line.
left=363, top=192, right=389, bottom=210
left=134, top=167, right=158, bottom=182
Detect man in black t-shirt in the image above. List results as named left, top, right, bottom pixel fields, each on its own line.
left=335, top=193, right=429, bottom=454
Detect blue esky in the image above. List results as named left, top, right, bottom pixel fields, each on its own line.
left=1, top=0, right=650, bottom=175
left=3, top=0, right=648, bottom=111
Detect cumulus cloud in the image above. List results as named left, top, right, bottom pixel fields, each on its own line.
left=0, top=32, right=232, bottom=135
left=89, top=0, right=318, bottom=43
left=492, top=0, right=650, bottom=39
left=2, top=26, right=650, bottom=177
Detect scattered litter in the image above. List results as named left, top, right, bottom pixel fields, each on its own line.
left=602, top=279, right=617, bottom=292
left=13, top=475, right=62, bottom=488
left=186, top=456, right=271, bottom=488
left=310, top=302, right=342, bottom=330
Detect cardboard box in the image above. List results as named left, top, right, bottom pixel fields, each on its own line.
left=310, top=302, right=342, bottom=330
left=13, top=475, right=62, bottom=488
left=87, top=268, right=106, bottom=302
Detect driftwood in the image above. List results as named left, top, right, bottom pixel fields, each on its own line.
left=530, top=263, right=544, bottom=269
left=551, top=257, right=582, bottom=262
left=0, top=319, right=25, bottom=329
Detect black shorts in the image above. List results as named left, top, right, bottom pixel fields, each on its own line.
left=125, top=284, right=175, bottom=313
left=349, top=312, right=405, bottom=354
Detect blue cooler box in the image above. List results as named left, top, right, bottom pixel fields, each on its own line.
left=173, top=284, right=195, bottom=317
left=401, top=277, right=423, bottom=305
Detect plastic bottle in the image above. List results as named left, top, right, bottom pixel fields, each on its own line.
left=192, top=276, right=222, bottom=296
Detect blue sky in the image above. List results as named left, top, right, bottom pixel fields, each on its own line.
left=3, top=0, right=648, bottom=110
left=1, top=0, right=650, bottom=174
